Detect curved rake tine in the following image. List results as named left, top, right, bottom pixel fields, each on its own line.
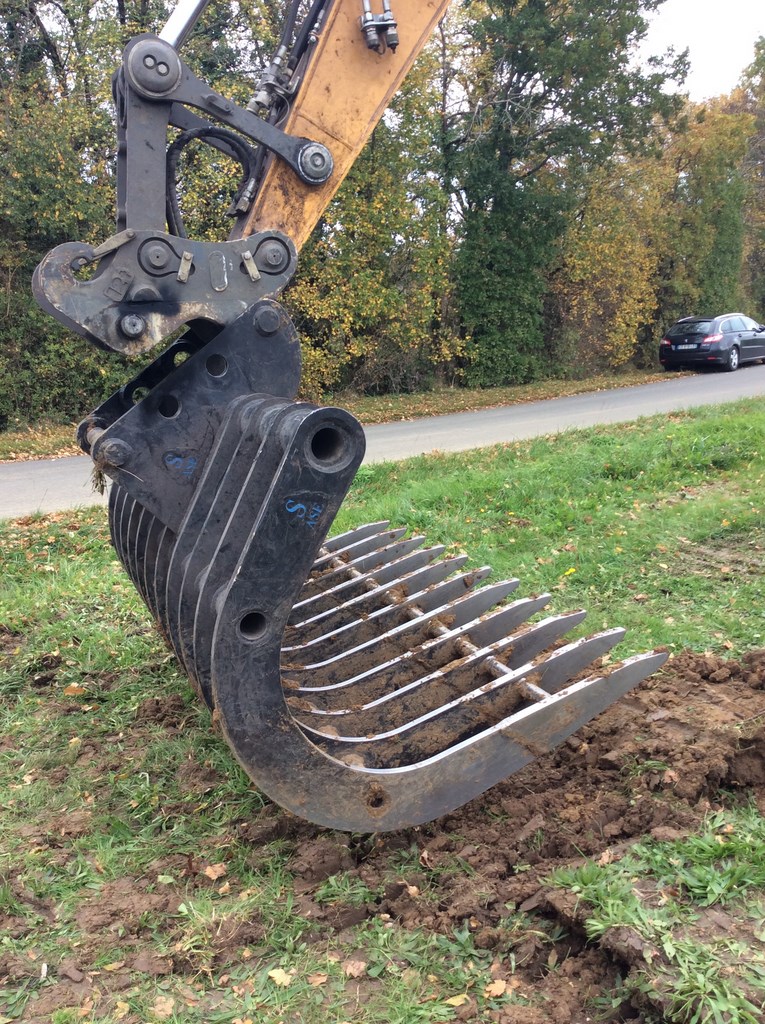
left=286, top=553, right=458, bottom=643
left=107, top=483, right=122, bottom=550
left=291, top=586, right=540, bottom=709
left=297, top=629, right=629, bottom=767
left=289, top=537, right=432, bottom=621
left=140, top=512, right=165, bottom=623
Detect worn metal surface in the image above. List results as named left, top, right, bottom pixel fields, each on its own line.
left=33, top=231, right=298, bottom=355
left=98, top=376, right=667, bottom=829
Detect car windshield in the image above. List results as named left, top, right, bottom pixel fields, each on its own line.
left=667, top=321, right=714, bottom=337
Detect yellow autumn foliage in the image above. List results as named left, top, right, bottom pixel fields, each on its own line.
left=553, top=155, right=672, bottom=368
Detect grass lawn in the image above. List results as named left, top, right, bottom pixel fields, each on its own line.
left=1, top=399, right=764, bottom=1023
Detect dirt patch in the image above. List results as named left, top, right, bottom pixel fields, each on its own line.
left=282, top=649, right=765, bottom=1021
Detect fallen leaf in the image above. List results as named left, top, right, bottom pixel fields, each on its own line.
left=307, top=972, right=329, bottom=987
left=268, top=967, right=293, bottom=988
left=63, top=683, right=86, bottom=696
left=102, top=960, right=125, bottom=971
left=445, top=993, right=470, bottom=1006
left=484, top=979, right=507, bottom=998
left=114, top=1003, right=130, bottom=1021
left=203, top=863, right=227, bottom=880
left=153, top=995, right=175, bottom=1019
left=419, top=849, right=433, bottom=868
left=218, top=881, right=231, bottom=895
left=598, top=849, right=614, bottom=866
left=342, top=960, right=367, bottom=978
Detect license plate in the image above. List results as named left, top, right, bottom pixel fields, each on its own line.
left=675, top=344, right=696, bottom=350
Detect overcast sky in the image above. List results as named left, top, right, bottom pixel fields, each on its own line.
left=641, top=0, right=765, bottom=101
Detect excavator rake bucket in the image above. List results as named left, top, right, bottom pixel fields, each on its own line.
left=85, top=314, right=667, bottom=831
left=29, top=1, right=669, bottom=834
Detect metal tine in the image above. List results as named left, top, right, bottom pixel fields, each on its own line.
left=107, top=483, right=122, bottom=551
left=285, top=552, right=456, bottom=642
left=500, top=609, right=588, bottom=670
left=532, top=627, right=626, bottom=694
left=150, top=525, right=177, bottom=650
left=116, top=493, right=138, bottom=587
left=140, top=513, right=165, bottom=623
left=109, top=485, right=128, bottom=569
left=192, top=403, right=316, bottom=705
left=292, top=586, right=538, bottom=708
left=297, top=629, right=626, bottom=760
left=302, top=636, right=648, bottom=768
left=320, top=521, right=391, bottom=554
left=283, top=570, right=501, bottom=680
left=305, top=527, right=408, bottom=582
left=290, top=536, right=428, bottom=615
left=168, top=396, right=279, bottom=676
left=283, top=562, right=484, bottom=659
left=124, top=499, right=144, bottom=594
left=128, top=503, right=154, bottom=610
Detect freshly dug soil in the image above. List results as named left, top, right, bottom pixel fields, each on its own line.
left=283, top=648, right=765, bottom=1022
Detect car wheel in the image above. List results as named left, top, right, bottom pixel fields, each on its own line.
left=725, top=346, right=740, bottom=372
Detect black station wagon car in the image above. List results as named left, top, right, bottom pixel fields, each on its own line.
left=659, top=314, right=765, bottom=372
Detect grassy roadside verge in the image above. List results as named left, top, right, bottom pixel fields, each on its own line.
left=0, top=369, right=671, bottom=463
left=2, top=399, right=764, bottom=1023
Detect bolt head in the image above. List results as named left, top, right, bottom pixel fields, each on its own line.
left=147, top=245, right=169, bottom=269
left=98, top=439, right=132, bottom=468
left=298, top=143, right=333, bottom=184
left=258, top=241, right=288, bottom=273
left=254, top=306, right=281, bottom=336
left=119, top=314, right=146, bottom=339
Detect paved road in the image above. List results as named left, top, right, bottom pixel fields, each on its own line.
left=2, top=365, right=765, bottom=520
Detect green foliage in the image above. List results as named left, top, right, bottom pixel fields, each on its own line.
left=0, top=1, right=761, bottom=423
left=454, top=0, right=685, bottom=384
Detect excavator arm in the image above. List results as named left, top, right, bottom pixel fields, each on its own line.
left=31, top=1, right=665, bottom=831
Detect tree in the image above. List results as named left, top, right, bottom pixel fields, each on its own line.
left=454, top=0, right=686, bottom=385
left=652, top=100, right=753, bottom=338
left=552, top=154, right=671, bottom=370
left=740, top=39, right=765, bottom=318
